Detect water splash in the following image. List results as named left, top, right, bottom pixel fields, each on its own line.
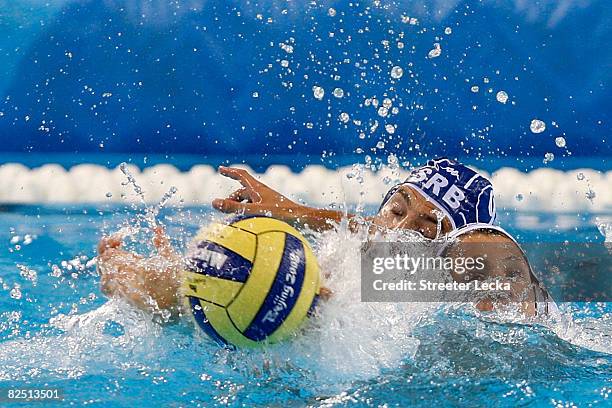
left=598, top=222, right=612, bottom=243
left=428, top=43, right=442, bottom=58
left=555, top=136, right=566, bottom=148
left=530, top=119, right=546, bottom=133
left=543, top=152, right=555, bottom=164
left=119, top=162, right=147, bottom=204
left=154, top=185, right=179, bottom=218
left=0, top=299, right=161, bottom=381
left=118, top=162, right=178, bottom=230
left=312, top=85, right=325, bottom=100
left=496, top=91, right=509, bottom=104
left=390, top=66, right=403, bottom=79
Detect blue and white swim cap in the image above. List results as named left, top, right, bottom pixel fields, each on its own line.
left=379, top=157, right=496, bottom=230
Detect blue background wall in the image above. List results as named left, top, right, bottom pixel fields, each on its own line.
left=0, top=1, right=610, bottom=165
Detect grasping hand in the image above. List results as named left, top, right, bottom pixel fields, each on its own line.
left=212, top=166, right=303, bottom=222
left=96, top=227, right=181, bottom=315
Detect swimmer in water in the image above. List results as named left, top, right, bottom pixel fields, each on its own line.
left=97, top=157, right=554, bottom=320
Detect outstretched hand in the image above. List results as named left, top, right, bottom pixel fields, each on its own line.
left=96, top=227, right=181, bottom=316
left=212, top=166, right=303, bottom=222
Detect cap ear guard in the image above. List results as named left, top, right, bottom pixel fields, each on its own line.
left=377, top=185, right=400, bottom=213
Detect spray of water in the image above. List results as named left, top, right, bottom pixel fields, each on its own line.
left=118, top=162, right=178, bottom=232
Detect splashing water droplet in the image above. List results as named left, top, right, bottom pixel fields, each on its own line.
left=10, top=286, right=22, bottom=300
left=470, top=86, right=479, bottom=93
left=576, top=172, right=585, bottom=181
left=339, top=112, right=350, bottom=123
left=119, top=163, right=146, bottom=204
left=586, top=189, right=596, bottom=202
left=496, top=91, right=508, bottom=104
left=515, top=193, right=524, bottom=202
left=543, top=152, right=555, bottom=164
left=105, top=192, right=113, bottom=198
left=328, top=8, right=336, bottom=17
left=555, top=136, right=566, bottom=148
left=530, top=119, right=546, bottom=134
left=390, top=66, right=403, bottom=79
left=333, top=88, right=344, bottom=98
left=598, top=223, right=612, bottom=242
left=155, top=186, right=178, bottom=216
left=312, top=86, right=325, bottom=100
left=428, top=43, right=441, bottom=58
left=279, top=43, right=293, bottom=54
left=444, top=27, right=452, bottom=35
left=377, top=107, right=389, bottom=117
left=385, top=124, right=396, bottom=134
left=18, top=264, right=37, bottom=283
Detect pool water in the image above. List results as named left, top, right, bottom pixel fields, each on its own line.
left=0, top=205, right=610, bottom=407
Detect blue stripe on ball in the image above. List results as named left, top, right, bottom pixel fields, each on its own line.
left=242, top=234, right=305, bottom=341
left=187, top=241, right=252, bottom=282
left=188, top=297, right=233, bottom=348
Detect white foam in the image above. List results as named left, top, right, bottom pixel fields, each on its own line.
left=0, top=299, right=161, bottom=381
left=222, top=224, right=433, bottom=387
left=0, top=163, right=610, bottom=212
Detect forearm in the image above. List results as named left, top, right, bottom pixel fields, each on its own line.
left=289, top=205, right=369, bottom=232
left=291, top=206, right=343, bottom=230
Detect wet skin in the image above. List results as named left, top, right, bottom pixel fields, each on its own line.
left=98, top=166, right=542, bottom=318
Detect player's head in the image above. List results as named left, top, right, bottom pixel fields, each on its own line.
left=372, top=157, right=496, bottom=238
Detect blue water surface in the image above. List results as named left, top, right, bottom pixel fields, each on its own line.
left=0, top=205, right=610, bottom=407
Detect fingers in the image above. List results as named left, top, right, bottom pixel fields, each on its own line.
left=99, top=265, right=117, bottom=296
left=98, top=235, right=123, bottom=256
left=212, top=198, right=250, bottom=213
left=212, top=198, right=272, bottom=216
left=153, top=225, right=165, bottom=235
left=228, top=187, right=250, bottom=202
left=218, top=166, right=259, bottom=188
left=319, top=286, right=333, bottom=301
left=152, top=225, right=170, bottom=248
left=212, top=187, right=255, bottom=212
left=152, top=226, right=178, bottom=258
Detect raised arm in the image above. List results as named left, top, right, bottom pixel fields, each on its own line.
left=212, top=166, right=363, bottom=231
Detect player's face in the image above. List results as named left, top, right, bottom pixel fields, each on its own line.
left=371, top=185, right=453, bottom=239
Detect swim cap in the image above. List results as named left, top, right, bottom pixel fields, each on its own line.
left=379, top=157, right=496, bottom=230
